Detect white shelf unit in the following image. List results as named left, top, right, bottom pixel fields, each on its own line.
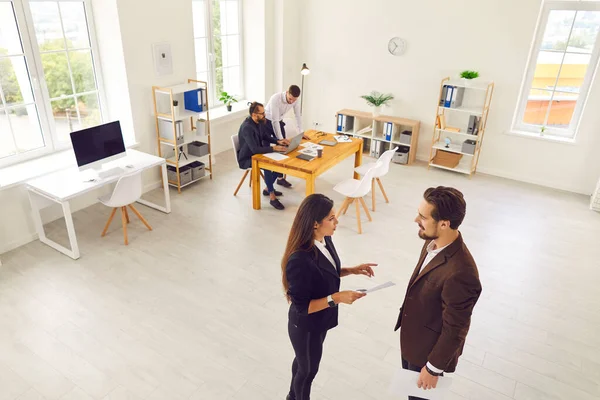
left=152, top=79, right=213, bottom=193
left=335, top=109, right=420, bottom=165
left=429, top=76, right=494, bottom=177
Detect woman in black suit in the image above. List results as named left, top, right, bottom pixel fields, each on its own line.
left=281, top=193, right=377, bottom=400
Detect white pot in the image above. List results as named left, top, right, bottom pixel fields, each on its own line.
left=372, top=106, right=381, bottom=117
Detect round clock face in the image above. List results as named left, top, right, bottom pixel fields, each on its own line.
left=388, top=37, right=407, bottom=56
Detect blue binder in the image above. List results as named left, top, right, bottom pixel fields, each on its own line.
left=444, top=86, right=454, bottom=108
left=337, top=114, right=343, bottom=131
left=184, top=89, right=203, bottom=112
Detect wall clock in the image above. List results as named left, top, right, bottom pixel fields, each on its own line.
left=388, top=37, right=407, bottom=56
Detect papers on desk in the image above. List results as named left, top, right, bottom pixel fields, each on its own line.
left=334, top=135, right=353, bottom=143
left=300, top=143, right=324, bottom=151
left=389, top=369, right=453, bottom=400
left=264, top=153, right=289, bottom=161
left=298, top=148, right=318, bottom=157
left=356, top=281, right=396, bottom=293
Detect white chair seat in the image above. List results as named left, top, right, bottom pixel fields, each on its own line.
left=354, top=162, right=379, bottom=177
left=333, top=179, right=362, bottom=198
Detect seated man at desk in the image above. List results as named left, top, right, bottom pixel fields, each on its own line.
left=237, top=101, right=290, bottom=210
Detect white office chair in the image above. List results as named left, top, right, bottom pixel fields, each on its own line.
left=333, top=165, right=378, bottom=234
left=354, top=147, right=398, bottom=211
left=99, top=170, right=152, bottom=245
left=231, top=134, right=265, bottom=196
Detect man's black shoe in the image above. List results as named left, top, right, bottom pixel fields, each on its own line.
left=270, top=199, right=285, bottom=210
left=277, top=178, right=292, bottom=188
left=263, top=189, right=283, bottom=196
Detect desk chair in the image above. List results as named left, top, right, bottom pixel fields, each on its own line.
left=232, top=134, right=265, bottom=196
left=333, top=165, right=378, bottom=234
left=354, top=147, right=397, bottom=211
left=99, top=171, right=152, bottom=245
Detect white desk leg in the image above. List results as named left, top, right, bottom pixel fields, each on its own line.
left=136, top=163, right=171, bottom=214
left=28, top=190, right=80, bottom=260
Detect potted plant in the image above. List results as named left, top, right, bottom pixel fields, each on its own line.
left=360, top=91, right=394, bottom=117
left=460, top=70, right=479, bottom=86
left=219, top=91, right=238, bottom=111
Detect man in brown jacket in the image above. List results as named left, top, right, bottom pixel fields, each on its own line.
left=394, top=186, right=481, bottom=399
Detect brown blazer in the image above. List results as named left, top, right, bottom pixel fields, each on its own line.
left=394, top=233, right=481, bottom=372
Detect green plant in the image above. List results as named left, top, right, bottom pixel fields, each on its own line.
left=219, top=91, right=238, bottom=106
left=460, top=70, right=480, bottom=80
left=360, top=91, right=394, bottom=107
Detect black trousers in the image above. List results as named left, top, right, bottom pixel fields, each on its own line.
left=287, top=321, right=327, bottom=400
left=402, top=358, right=442, bottom=400
left=265, top=119, right=287, bottom=139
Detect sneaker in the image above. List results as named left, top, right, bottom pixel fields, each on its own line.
left=263, top=189, right=283, bottom=196
left=269, top=199, right=285, bottom=210
left=276, top=178, right=292, bottom=188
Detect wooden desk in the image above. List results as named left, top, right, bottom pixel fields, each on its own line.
left=251, top=130, right=363, bottom=210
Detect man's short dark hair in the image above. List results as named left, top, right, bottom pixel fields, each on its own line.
left=248, top=101, right=264, bottom=115
left=423, top=186, right=466, bottom=230
left=288, top=85, right=301, bottom=98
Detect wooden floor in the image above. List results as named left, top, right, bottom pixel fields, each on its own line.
left=1, top=151, right=600, bottom=400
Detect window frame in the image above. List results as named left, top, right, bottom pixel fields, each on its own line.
left=193, top=0, right=244, bottom=108
left=0, top=0, right=106, bottom=168
left=512, top=0, right=600, bottom=140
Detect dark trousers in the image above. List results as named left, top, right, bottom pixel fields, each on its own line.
left=265, top=119, right=287, bottom=139
left=263, top=169, right=283, bottom=193
left=288, top=321, right=327, bottom=400
left=402, top=358, right=442, bottom=400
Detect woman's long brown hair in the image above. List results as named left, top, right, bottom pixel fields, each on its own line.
left=281, top=194, right=334, bottom=302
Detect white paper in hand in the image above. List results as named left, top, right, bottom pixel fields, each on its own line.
left=356, top=281, right=396, bottom=293
left=389, top=369, right=452, bottom=400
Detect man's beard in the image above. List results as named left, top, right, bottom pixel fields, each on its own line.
left=418, top=226, right=438, bottom=240
left=258, top=117, right=266, bottom=124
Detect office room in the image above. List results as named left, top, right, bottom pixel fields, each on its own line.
left=1, top=0, right=600, bottom=399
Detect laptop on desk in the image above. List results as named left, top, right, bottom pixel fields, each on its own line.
left=277, top=134, right=303, bottom=154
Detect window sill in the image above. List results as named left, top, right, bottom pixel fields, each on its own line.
left=504, top=130, right=577, bottom=145
left=208, top=101, right=248, bottom=125
left=0, top=140, right=140, bottom=190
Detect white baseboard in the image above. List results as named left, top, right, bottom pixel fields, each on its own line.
left=415, top=155, right=589, bottom=195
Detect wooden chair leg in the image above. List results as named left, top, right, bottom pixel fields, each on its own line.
left=342, top=197, right=352, bottom=215
left=372, top=178, right=376, bottom=211
left=101, top=208, right=117, bottom=237
left=235, top=170, right=250, bottom=195
left=336, top=198, right=350, bottom=218
left=128, top=204, right=152, bottom=231
left=377, top=178, right=390, bottom=203
left=124, top=206, right=130, bottom=224
left=121, top=207, right=128, bottom=245
left=355, top=198, right=362, bottom=234
left=359, top=197, right=372, bottom=221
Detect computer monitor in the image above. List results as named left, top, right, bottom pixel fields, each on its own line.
left=70, top=121, right=126, bottom=172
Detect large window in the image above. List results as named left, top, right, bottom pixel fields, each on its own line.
left=0, top=0, right=103, bottom=167
left=192, top=0, right=243, bottom=107
left=513, top=1, right=600, bottom=139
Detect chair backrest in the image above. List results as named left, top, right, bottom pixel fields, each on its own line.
left=373, top=147, right=398, bottom=177
left=231, top=134, right=243, bottom=168
left=104, top=171, right=143, bottom=208
left=351, top=164, right=380, bottom=198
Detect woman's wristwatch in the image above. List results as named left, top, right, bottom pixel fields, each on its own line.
left=327, top=294, right=336, bottom=308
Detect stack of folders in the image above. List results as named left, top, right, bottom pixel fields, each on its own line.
left=439, top=85, right=465, bottom=109
left=184, top=88, right=208, bottom=112
left=370, top=140, right=383, bottom=158
left=467, top=115, right=481, bottom=135
left=159, top=119, right=184, bottom=143
left=337, top=114, right=355, bottom=133
left=383, top=122, right=394, bottom=141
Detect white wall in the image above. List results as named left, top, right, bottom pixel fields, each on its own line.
left=298, top=0, right=600, bottom=195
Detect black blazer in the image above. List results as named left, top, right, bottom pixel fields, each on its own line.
left=236, top=117, right=278, bottom=169
left=286, top=236, right=341, bottom=333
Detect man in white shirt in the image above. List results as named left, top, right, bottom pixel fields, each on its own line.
left=264, top=85, right=307, bottom=188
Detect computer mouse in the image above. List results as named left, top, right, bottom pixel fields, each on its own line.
left=126, top=164, right=134, bottom=168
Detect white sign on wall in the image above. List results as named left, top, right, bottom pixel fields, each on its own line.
left=152, top=42, right=173, bottom=76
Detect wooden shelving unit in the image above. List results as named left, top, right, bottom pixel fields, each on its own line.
left=334, top=109, right=420, bottom=165
left=428, top=77, right=494, bottom=177
left=152, top=79, right=213, bottom=193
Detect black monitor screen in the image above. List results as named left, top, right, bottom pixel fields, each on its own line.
left=70, top=121, right=126, bottom=167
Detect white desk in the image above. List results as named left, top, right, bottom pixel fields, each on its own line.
left=26, top=149, right=171, bottom=259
